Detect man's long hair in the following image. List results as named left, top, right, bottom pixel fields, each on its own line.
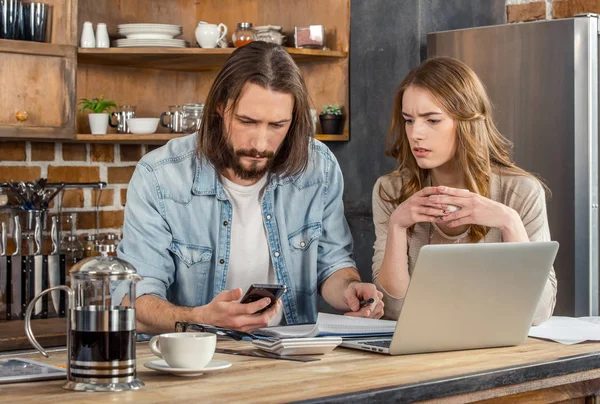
left=383, top=57, right=544, bottom=242
left=197, top=41, right=312, bottom=178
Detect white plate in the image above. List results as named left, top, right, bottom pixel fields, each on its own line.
left=122, top=33, right=178, bottom=40
left=116, top=38, right=186, bottom=43
left=144, top=359, right=232, bottom=377
left=118, top=28, right=181, bottom=34
left=115, top=39, right=189, bottom=48
left=118, top=23, right=182, bottom=30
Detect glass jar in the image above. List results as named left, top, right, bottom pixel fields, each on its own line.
left=62, top=235, right=84, bottom=264
left=100, top=233, right=120, bottom=256
left=83, top=234, right=100, bottom=258
left=182, top=103, right=204, bottom=134
left=233, top=22, right=255, bottom=47
left=61, top=235, right=84, bottom=285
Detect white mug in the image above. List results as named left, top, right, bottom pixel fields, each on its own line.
left=149, top=332, right=216, bottom=369
left=195, top=22, right=227, bottom=49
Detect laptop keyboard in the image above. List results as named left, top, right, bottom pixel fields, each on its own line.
left=359, top=339, right=391, bottom=348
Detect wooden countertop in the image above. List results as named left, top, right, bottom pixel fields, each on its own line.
left=0, top=319, right=66, bottom=352
left=1, top=338, right=600, bottom=403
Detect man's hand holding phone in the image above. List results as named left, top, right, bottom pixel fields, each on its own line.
left=195, top=284, right=285, bottom=332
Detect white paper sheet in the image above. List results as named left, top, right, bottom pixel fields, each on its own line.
left=528, top=316, right=600, bottom=344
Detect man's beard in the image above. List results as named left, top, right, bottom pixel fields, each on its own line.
left=224, top=140, right=275, bottom=181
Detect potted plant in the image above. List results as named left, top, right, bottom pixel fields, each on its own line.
left=78, top=95, right=117, bottom=135
left=319, top=104, right=345, bottom=134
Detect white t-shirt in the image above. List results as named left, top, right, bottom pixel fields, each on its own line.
left=221, top=174, right=283, bottom=326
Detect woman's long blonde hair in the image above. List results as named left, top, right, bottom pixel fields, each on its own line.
left=383, top=57, right=542, bottom=242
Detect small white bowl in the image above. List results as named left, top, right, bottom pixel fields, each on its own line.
left=127, top=118, right=159, bottom=135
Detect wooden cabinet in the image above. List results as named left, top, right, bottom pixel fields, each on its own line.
left=0, top=42, right=76, bottom=138
left=0, top=0, right=77, bottom=140
left=0, top=0, right=350, bottom=143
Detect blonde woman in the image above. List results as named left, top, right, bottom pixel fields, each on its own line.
left=372, top=57, right=557, bottom=325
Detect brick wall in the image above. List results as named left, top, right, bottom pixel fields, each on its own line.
left=0, top=141, right=160, bottom=236
left=506, top=0, right=600, bottom=22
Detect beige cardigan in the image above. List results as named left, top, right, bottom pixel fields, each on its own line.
left=372, top=171, right=558, bottom=326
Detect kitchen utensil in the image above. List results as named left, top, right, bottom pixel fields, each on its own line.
left=25, top=242, right=144, bottom=391
left=159, top=105, right=185, bottom=133
left=10, top=216, right=22, bottom=319
left=127, top=117, right=159, bottom=134
left=182, top=103, right=204, bottom=134
left=80, top=21, right=95, bottom=48
left=115, top=38, right=188, bottom=48
left=232, top=22, right=253, bottom=47
left=48, top=216, right=60, bottom=314
left=0, top=222, right=7, bottom=320
left=41, top=182, right=64, bottom=209
left=0, top=0, right=22, bottom=40
left=20, top=2, right=51, bottom=42
left=144, top=359, right=231, bottom=376
left=33, top=213, right=43, bottom=316
left=109, top=105, right=136, bottom=133
left=195, top=21, right=227, bottom=49
left=95, top=22, right=109, bottom=48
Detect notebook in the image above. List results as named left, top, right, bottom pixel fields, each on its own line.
left=255, top=312, right=396, bottom=339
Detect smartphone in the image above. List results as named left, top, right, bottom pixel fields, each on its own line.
left=240, top=283, right=287, bottom=313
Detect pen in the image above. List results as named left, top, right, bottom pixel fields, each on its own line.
left=359, top=298, right=374, bottom=308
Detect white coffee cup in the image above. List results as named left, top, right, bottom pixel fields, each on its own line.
left=195, top=22, right=227, bottom=48
left=149, top=332, right=216, bottom=369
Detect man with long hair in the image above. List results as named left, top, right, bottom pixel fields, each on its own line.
left=114, top=42, right=384, bottom=334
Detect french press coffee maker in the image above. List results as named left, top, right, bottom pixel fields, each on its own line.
left=25, top=243, right=144, bottom=392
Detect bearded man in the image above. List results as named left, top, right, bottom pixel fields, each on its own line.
left=114, top=42, right=383, bottom=335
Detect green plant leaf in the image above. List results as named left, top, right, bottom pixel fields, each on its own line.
left=321, top=104, right=342, bottom=115
left=78, top=95, right=118, bottom=113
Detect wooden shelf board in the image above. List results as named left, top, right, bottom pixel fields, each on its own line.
left=73, top=133, right=349, bottom=144
left=0, top=38, right=75, bottom=58
left=77, top=47, right=347, bottom=71
left=75, top=133, right=185, bottom=144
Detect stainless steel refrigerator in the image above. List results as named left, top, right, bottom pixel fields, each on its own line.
left=428, top=14, right=599, bottom=316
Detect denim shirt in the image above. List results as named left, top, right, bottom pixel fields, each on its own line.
left=113, top=134, right=356, bottom=325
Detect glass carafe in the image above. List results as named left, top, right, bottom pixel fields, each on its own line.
left=25, top=243, right=144, bottom=391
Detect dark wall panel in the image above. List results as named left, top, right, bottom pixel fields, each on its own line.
left=330, top=0, right=506, bottom=286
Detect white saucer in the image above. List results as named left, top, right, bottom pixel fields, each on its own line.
left=144, top=359, right=231, bottom=376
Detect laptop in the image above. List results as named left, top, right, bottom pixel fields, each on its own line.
left=342, top=241, right=559, bottom=355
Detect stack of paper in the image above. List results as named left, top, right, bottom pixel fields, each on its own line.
left=256, top=312, right=397, bottom=339
left=528, top=316, right=600, bottom=344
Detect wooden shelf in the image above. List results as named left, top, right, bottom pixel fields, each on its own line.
left=74, top=133, right=184, bottom=144
left=0, top=39, right=75, bottom=58
left=77, top=47, right=348, bottom=72
left=72, top=133, right=349, bottom=144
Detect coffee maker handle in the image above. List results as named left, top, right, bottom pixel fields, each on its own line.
left=159, top=111, right=172, bottom=129
left=24, top=285, right=73, bottom=358
left=108, top=111, right=118, bottom=128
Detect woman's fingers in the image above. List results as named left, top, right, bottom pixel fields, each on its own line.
left=419, top=206, right=448, bottom=217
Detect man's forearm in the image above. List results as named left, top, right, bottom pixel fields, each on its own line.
left=124, top=294, right=199, bottom=334
left=320, top=267, right=361, bottom=310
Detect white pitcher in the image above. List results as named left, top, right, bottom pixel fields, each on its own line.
left=195, top=21, right=227, bottom=49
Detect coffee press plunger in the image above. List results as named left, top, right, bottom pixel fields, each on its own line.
left=25, top=243, right=144, bottom=392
